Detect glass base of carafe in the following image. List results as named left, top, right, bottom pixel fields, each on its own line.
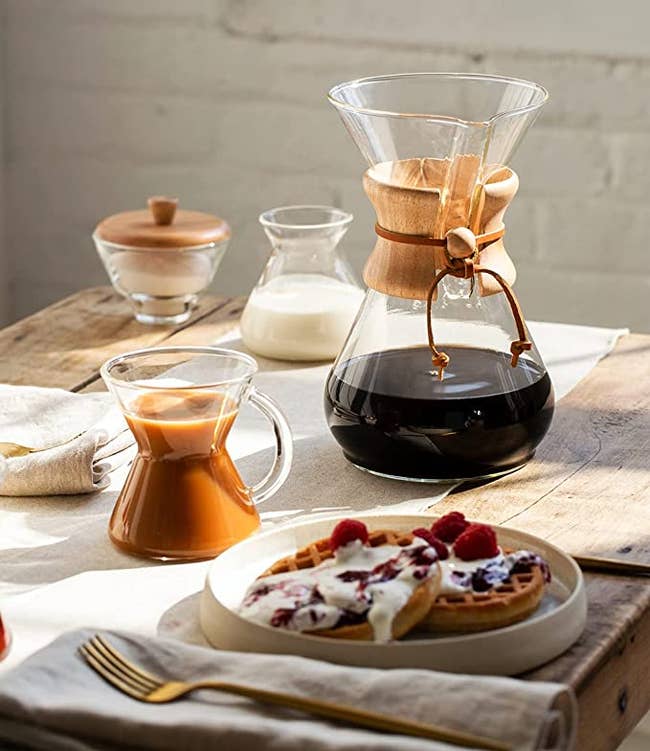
left=344, top=456, right=531, bottom=485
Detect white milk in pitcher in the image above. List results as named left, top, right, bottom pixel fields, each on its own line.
left=241, top=274, right=364, bottom=361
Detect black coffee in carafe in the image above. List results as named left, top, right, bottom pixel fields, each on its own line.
left=325, top=345, right=554, bottom=481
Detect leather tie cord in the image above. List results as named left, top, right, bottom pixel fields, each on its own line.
left=425, top=259, right=532, bottom=380
left=373, top=222, right=531, bottom=381
left=374, top=223, right=505, bottom=248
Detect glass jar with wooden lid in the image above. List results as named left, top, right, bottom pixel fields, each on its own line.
left=94, top=197, right=230, bottom=325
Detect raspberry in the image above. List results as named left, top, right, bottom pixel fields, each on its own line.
left=330, top=519, right=369, bottom=551
left=453, top=523, right=499, bottom=561
left=431, top=512, right=470, bottom=543
left=412, top=528, right=449, bottom=560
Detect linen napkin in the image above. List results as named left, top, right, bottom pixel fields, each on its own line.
left=0, top=629, right=576, bottom=751
left=0, top=385, right=134, bottom=496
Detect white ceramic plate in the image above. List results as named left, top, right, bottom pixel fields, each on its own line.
left=200, top=513, right=587, bottom=675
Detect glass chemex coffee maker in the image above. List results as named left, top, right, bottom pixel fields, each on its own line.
left=324, top=73, right=554, bottom=482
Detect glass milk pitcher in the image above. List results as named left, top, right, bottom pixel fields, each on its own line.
left=241, top=205, right=363, bottom=361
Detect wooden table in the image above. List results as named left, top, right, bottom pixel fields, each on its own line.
left=2, top=287, right=649, bottom=751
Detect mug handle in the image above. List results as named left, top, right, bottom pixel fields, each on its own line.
left=247, top=386, right=293, bottom=505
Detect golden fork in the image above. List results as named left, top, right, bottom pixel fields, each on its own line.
left=79, top=635, right=510, bottom=751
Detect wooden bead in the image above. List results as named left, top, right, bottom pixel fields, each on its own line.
left=445, top=227, right=477, bottom=259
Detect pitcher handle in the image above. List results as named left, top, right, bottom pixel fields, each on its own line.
left=247, top=386, right=293, bottom=505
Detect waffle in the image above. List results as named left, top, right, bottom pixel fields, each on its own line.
left=421, top=550, right=546, bottom=634
left=259, top=529, right=440, bottom=641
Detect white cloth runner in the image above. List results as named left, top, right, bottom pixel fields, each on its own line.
left=0, top=386, right=135, bottom=496
left=0, top=629, right=576, bottom=751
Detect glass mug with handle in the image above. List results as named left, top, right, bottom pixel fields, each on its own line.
left=101, top=346, right=292, bottom=561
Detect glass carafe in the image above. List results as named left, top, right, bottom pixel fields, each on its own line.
left=324, top=73, right=554, bottom=483
left=241, top=205, right=363, bottom=361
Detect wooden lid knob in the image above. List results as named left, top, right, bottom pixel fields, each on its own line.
left=148, top=196, right=178, bottom=226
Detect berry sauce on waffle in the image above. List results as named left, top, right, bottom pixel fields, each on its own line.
left=415, top=514, right=551, bottom=596
left=238, top=520, right=440, bottom=642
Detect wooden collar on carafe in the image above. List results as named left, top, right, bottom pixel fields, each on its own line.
left=368, top=162, right=532, bottom=381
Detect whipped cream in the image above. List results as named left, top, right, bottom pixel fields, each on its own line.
left=437, top=546, right=550, bottom=595
left=238, top=539, right=439, bottom=642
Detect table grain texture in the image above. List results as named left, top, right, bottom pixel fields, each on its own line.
left=1, top=287, right=649, bottom=751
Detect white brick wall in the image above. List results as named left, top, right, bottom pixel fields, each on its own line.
left=2, top=0, right=650, bottom=332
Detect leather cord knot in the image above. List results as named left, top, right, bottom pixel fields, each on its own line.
left=449, top=257, right=475, bottom=279
left=510, top=340, right=532, bottom=367
left=430, top=351, right=450, bottom=379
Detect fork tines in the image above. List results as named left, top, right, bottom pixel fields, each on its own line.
left=79, top=635, right=162, bottom=700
